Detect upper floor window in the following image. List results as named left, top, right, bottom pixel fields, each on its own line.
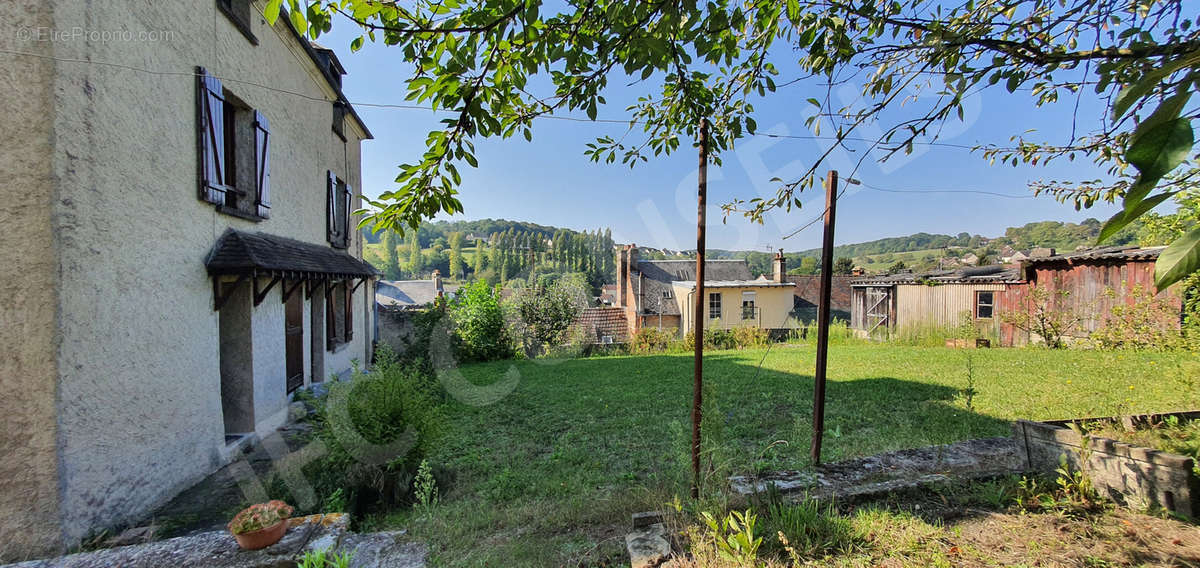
left=217, top=0, right=258, bottom=45
left=332, top=101, right=347, bottom=141
left=197, top=67, right=270, bottom=220
left=327, top=172, right=352, bottom=249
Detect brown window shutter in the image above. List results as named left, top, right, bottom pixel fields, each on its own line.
left=326, top=171, right=338, bottom=245
left=341, top=182, right=353, bottom=249
left=325, top=284, right=335, bottom=350
left=344, top=280, right=353, bottom=342
left=197, top=67, right=227, bottom=205
left=253, top=110, right=271, bottom=218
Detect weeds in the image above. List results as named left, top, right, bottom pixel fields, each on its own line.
left=297, top=548, right=353, bottom=568
left=697, top=510, right=763, bottom=565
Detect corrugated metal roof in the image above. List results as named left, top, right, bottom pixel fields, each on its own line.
left=1024, top=246, right=1164, bottom=264
left=671, top=280, right=794, bottom=288
left=851, top=264, right=1022, bottom=286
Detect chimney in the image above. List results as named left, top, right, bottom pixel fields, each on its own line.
left=773, top=248, right=786, bottom=283
left=432, top=269, right=444, bottom=299
left=616, top=247, right=628, bottom=307
left=628, top=244, right=639, bottom=270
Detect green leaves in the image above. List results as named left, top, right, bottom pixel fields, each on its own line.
left=1155, top=226, right=1200, bottom=290
left=1125, top=117, right=1193, bottom=181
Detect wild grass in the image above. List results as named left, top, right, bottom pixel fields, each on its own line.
left=373, top=344, right=1199, bottom=566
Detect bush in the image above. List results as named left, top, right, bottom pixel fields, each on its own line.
left=448, top=279, right=511, bottom=362
left=630, top=327, right=675, bottom=354
left=1090, top=285, right=1187, bottom=350
left=508, top=275, right=589, bottom=357
left=274, top=347, right=445, bottom=519
left=730, top=326, right=769, bottom=349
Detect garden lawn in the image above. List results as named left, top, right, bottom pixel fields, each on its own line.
left=372, top=344, right=1199, bottom=567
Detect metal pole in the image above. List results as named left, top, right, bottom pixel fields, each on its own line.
left=811, top=170, right=838, bottom=465
left=692, top=118, right=709, bottom=499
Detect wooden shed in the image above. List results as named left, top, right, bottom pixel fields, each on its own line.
left=850, top=266, right=1023, bottom=339
left=998, top=246, right=1182, bottom=346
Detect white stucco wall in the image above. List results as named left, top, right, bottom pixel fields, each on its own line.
left=0, top=0, right=372, bottom=555
left=0, top=1, right=64, bottom=561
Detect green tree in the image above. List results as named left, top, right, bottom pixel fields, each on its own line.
left=448, top=232, right=465, bottom=280
left=832, top=258, right=854, bottom=275
left=278, top=0, right=1199, bottom=287
left=510, top=275, right=589, bottom=357
left=448, top=280, right=512, bottom=361
left=472, top=238, right=486, bottom=275
left=408, top=234, right=425, bottom=278
left=382, top=230, right=402, bottom=280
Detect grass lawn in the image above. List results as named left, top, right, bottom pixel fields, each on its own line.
left=372, top=344, right=1199, bottom=566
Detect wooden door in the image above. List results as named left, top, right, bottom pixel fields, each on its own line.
left=285, top=287, right=304, bottom=393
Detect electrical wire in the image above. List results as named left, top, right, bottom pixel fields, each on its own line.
left=0, top=47, right=1001, bottom=151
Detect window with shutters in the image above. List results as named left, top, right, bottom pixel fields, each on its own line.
left=217, top=0, right=258, bottom=45
left=197, top=67, right=270, bottom=220
left=326, top=171, right=352, bottom=249
left=326, top=280, right=354, bottom=350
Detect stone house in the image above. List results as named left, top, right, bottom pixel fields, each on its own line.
left=0, top=0, right=375, bottom=560
left=614, top=246, right=796, bottom=338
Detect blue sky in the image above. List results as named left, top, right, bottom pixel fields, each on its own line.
left=321, top=22, right=1126, bottom=252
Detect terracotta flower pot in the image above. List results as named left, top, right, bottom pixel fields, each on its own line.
left=232, top=519, right=288, bottom=550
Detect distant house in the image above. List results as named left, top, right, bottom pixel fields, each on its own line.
left=614, top=246, right=796, bottom=337
left=787, top=274, right=855, bottom=322
left=850, top=265, right=1022, bottom=338
left=599, top=284, right=618, bottom=305
left=572, top=307, right=630, bottom=344
left=376, top=271, right=460, bottom=309
left=961, top=253, right=980, bottom=266
left=998, top=246, right=1182, bottom=346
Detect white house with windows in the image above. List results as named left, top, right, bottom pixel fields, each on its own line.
left=0, top=0, right=376, bottom=560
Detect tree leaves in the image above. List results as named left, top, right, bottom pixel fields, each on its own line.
left=1155, top=226, right=1200, bottom=290
left=1125, top=118, right=1193, bottom=181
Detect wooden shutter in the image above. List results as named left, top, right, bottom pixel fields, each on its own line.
left=197, top=67, right=226, bottom=205
left=325, top=283, right=335, bottom=350
left=341, top=182, right=353, bottom=249
left=326, top=171, right=338, bottom=245
left=344, top=280, right=354, bottom=342
left=253, top=110, right=270, bottom=218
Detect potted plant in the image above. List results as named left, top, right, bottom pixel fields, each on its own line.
left=227, top=500, right=294, bottom=550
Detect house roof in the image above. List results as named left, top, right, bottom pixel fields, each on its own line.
left=851, top=264, right=1022, bottom=286
left=206, top=229, right=379, bottom=279
left=1023, top=245, right=1164, bottom=265
left=671, top=280, right=794, bottom=288
left=634, top=259, right=753, bottom=315
left=376, top=280, right=460, bottom=308
left=571, top=307, right=629, bottom=344
left=277, top=10, right=372, bottom=139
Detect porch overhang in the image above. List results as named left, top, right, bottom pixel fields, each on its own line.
left=205, top=229, right=378, bottom=310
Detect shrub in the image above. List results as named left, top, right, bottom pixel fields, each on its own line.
left=1001, top=286, right=1084, bottom=348
left=1090, top=285, right=1186, bottom=350
left=448, top=279, right=511, bottom=362
left=508, top=275, right=589, bottom=357
left=630, top=328, right=675, bottom=353
left=730, top=326, right=769, bottom=349
left=276, top=349, right=444, bottom=518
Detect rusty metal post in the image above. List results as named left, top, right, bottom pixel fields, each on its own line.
left=811, top=170, right=838, bottom=465
left=692, top=118, right=709, bottom=500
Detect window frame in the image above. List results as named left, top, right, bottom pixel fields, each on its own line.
left=741, top=291, right=757, bottom=321
left=975, top=290, right=995, bottom=319
left=708, top=292, right=722, bottom=320
left=197, top=68, right=269, bottom=221
left=325, top=280, right=354, bottom=351
left=216, top=0, right=259, bottom=45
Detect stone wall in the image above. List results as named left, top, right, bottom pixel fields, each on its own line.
left=0, top=1, right=64, bottom=560
left=1015, top=418, right=1199, bottom=519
